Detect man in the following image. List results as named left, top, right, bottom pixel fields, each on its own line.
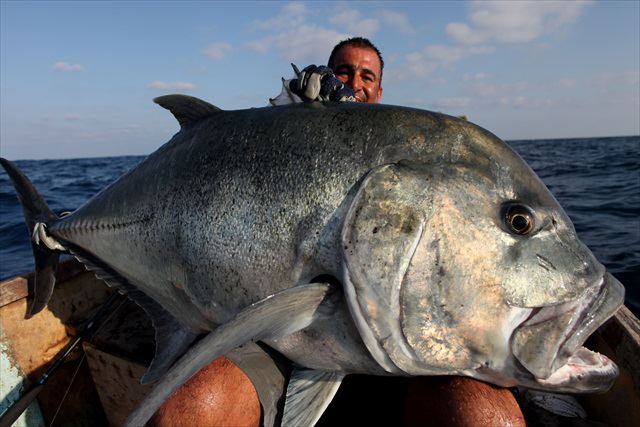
left=270, top=37, right=383, bottom=105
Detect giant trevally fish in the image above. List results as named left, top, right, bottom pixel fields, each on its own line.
left=1, top=96, right=624, bottom=426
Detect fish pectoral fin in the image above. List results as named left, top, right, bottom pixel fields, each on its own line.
left=282, top=368, right=345, bottom=427
left=124, top=283, right=334, bottom=427
left=227, top=343, right=290, bottom=427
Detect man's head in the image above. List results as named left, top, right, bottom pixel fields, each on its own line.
left=328, top=37, right=383, bottom=104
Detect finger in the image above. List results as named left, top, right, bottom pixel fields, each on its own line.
left=305, top=72, right=323, bottom=100
left=297, top=65, right=317, bottom=94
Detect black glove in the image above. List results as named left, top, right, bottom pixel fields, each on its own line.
left=289, top=64, right=356, bottom=102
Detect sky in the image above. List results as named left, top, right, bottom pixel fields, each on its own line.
left=1, top=0, right=638, bottom=160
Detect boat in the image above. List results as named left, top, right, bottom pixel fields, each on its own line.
left=1, top=258, right=638, bottom=426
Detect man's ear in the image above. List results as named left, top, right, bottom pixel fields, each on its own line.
left=377, top=85, right=383, bottom=101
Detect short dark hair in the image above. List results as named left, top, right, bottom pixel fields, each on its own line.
left=327, top=37, right=384, bottom=80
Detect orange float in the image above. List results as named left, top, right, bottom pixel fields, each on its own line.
left=149, top=357, right=261, bottom=427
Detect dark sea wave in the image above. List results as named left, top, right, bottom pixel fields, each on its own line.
left=1, top=136, right=638, bottom=315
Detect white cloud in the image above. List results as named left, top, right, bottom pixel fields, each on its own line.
left=595, top=70, right=640, bottom=87
left=146, top=81, right=196, bottom=91
left=329, top=8, right=359, bottom=28
left=446, top=0, right=593, bottom=45
left=247, top=2, right=386, bottom=62
left=51, top=61, right=84, bottom=72
left=508, top=96, right=557, bottom=109
left=424, top=45, right=467, bottom=65
left=446, top=22, right=485, bottom=45
left=463, top=72, right=492, bottom=82
left=390, top=44, right=494, bottom=81
left=203, top=42, right=232, bottom=60
left=469, top=81, right=528, bottom=97
left=247, top=23, right=347, bottom=62
left=590, top=70, right=640, bottom=97
left=430, top=94, right=559, bottom=112
left=558, top=78, right=577, bottom=88
left=432, top=97, right=473, bottom=109
left=388, top=51, right=437, bottom=81
left=251, top=1, right=308, bottom=31
left=330, top=8, right=379, bottom=37
left=245, top=38, right=270, bottom=54
left=427, top=73, right=570, bottom=113
left=378, top=10, right=414, bottom=34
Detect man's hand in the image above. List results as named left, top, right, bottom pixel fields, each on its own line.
left=290, top=64, right=356, bottom=102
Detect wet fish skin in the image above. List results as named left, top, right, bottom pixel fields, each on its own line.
left=1, top=99, right=624, bottom=403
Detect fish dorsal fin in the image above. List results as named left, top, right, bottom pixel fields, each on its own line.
left=154, top=95, right=222, bottom=128
left=282, top=368, right=345, bottom=427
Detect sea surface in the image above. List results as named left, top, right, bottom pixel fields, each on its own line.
left=1, top=136, right=638, bottom=315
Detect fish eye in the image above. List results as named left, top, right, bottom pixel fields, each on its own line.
left=503, top=204, right=535, bottom=235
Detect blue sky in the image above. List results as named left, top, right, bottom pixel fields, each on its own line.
left=1, top=0, right=638, bottom=159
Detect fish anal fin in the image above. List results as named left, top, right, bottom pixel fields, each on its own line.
left=65, top=244, right=199, bottom=383
left=154, top=95, right=221, bottom=128
left=282, top=368, right=345, bottom=427
left=128, top=287, right=200, bottom=384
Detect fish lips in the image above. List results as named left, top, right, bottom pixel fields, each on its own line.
left=511, top=272, right=625, bottom=393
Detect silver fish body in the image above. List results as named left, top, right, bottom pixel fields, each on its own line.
left=2, top=99, right=624, bottom=412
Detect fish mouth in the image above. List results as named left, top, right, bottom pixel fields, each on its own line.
left=535, top=346, right=618, bottom=391
left=512, top=272, right=625, bottom=393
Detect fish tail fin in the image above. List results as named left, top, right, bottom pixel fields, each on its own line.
left=0, top=158, right=62, bottom=318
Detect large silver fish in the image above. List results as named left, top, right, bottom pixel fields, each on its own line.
left=1, top=96, right=624, bottom=426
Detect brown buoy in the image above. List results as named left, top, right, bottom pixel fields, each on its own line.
left=404, top=376, right=526, bottom=427
left=149, top=357, right=261, bottom=427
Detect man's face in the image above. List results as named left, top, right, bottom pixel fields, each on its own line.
left=332, top=45, right=383, bottom=104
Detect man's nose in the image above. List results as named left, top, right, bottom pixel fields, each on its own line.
left=350, top=75, right=363, bottom=91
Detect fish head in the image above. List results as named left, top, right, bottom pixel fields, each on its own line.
left=341, top=129, right=624, bottom=393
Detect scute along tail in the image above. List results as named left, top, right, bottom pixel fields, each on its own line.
left=0, top=158, right=61, bottom=318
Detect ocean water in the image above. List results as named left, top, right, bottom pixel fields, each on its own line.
left=0, top=136, right=638, bottom=315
